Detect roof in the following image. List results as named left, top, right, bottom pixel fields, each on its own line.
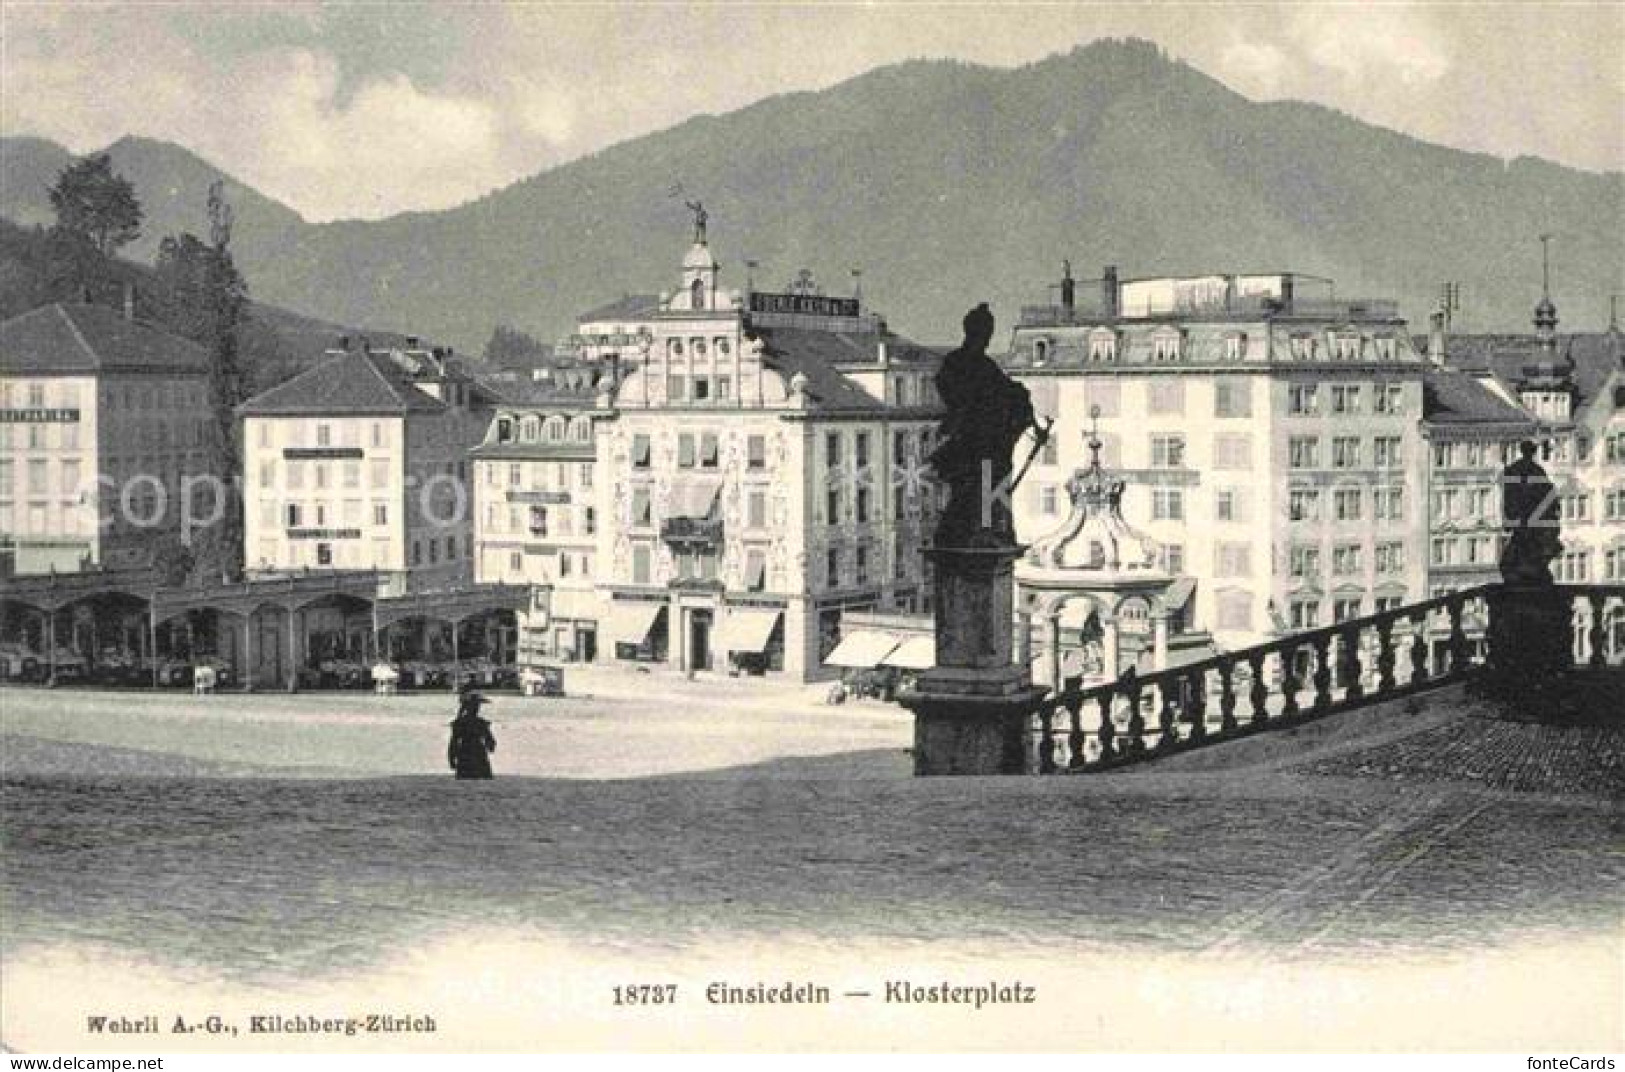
left=239, top=350, right=447, bottom=417
left=578, top=294, right=660, bottom=324
left=479, top=377, right=600, bottom=407
left=1434, top=331, right=1625, bottom=412
left=755, top=325, right=941, bottom=367
left=757, top=344, right=886, bottom=412
left=1, top=303, right=211, bottom=376
left=1421, top=368, right=1538, bottom=427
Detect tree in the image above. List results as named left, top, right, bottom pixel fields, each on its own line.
left=155, top=181, right=249, bottom=581
left=48, top=154, right=142, bottom=258
left=482, top=324, right=549, bottom=367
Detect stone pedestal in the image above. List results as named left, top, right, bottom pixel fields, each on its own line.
left=1485, top=583, right=1572, bottom=717
left=901, top=545, right=1048, bottom=776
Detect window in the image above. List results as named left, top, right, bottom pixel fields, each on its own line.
left=667, top=375, right=687, bottom=402
left=1289, top=489, right=1320, bottom=522
left=1087, top=331, right=1117, bottom=362
left=1151, top=435, right=1186, bottom=468
left=1330, top=385, right=1362, bottom=414
left=1214, top=381, right=1251, bottom=417
left=1215, top=543, right=1251, bottom=578
left=1332, top=437, right=1362, bottom=468
left=1373, top=487, right=1404, bottom=521
left=855, top=432, right=871, bottom=469
left=1373, top=437, right=1402, bottom=468
left=677, top=434, right=695, bottom=468
left=826, top=488, right=841, bottom=526
left=856, top=487, right=871, bottom=524
left=1151, top=489, right=1183, bottom=520
left=1290, top=600, right=1321, bottom=629
left=855, top=545, right=870, bottom=586
left=1040, top=485, right=1058, bottom=515
left=1218, top=591, right=1252, bottom=630
left=286, top=462, right=303, bottom=490
left=1215, top=489, right=1240, bottom=522
left=631, top=434, right=652, bottom=469
left=585, top=506, right=596, bottom=535
left=1150, top=331, right=1183, bottom=362
left=632, top=544, right=651, bottom=584
left=530, top=506, right=548, bottom=536
left=825, top=432, right=842, bottom=469
left=632, top=488, right=651, bottom=526
left=1148, top=380, right=1184, bottom=414
left=693, top=378, right=711, bottom=402
left=286, top=503, right=301, bottom=527
left=1333, top=598, right=1363, bottom=623
left=1431, top=538, right=1455, bottom=566
left=374, top=502, right=388, bottom=526
left=748, top=491, right=767, bottom=528
left=1288, top=385, right=1319, bottom=415
left=1331, top=334, right=1361, bottom=361
left=1290, top=546, right=1321, bottom=578
left=1562, top=493, right=1591, bottom=522
left=745, top=549, right=767, bottom=592
left=826, top=548, right=841, bottom=588
left=1289, top=335, right=1317, bottom=361
left=1214, top=434, right=1252, bottom=470
left=1376, top=542, right=1404, bottom=573
left=747, top=435, right=767, bottom=470
left=316, top=542, right=332, bottom=566
left=1289, top=437, right=1320, bottom=468
left=510, top=551, right=523, bottom=573
left=1605, top=489, right=1625, bottom=521
left=1333, top=544, right=1363, bottom=575
left=1224, top=333, right=1247, bottom=361
left=1374, top=384, right=1405, bottom=415
left=1040, top=434, right=1058, bottom=465
left=580, top=463, right=593, bottom=489
left=700, top=432, right=719, bottom=469
left=1558, top=550, right=1592, bottom=583
left=1334, top=489, right=1362, bottom=521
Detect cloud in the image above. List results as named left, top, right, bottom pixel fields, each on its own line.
left=1293, top=7, right=1450, bottom=86
left=1219, top=39, right=1290, bottom=96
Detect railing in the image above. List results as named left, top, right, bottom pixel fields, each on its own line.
left=1029, top=584, right=1625, bottom=774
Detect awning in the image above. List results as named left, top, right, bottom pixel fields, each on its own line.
left=720, top=610, right=782, bottom=653
left=669, top=480, right=721, bottom=519
left=608, top=601, right=666, bottom=644
left=881, top=635, right=934, bottom=670
left=1164, top=577, right=1196, bottom=612
left=823, top=630, right=902, bottom=669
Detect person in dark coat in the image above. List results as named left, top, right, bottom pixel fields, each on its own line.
left=448, top=692, right=497, bottom=779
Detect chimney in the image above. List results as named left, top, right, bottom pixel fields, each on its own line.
left=1060, top=261, right=1075, bottom=317
left=1280, top=274, right=1296, bottom=310
left=121, top=282, right=136, bottom=321
left=338, top=335, right=351, bottom=352
left=1428, top=304, right=1448, bottom=366
left=1102, top=266, right=1119, bottom=320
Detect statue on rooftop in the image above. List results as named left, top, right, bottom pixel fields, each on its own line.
left=928, top=303, right=1044, bottom=546
left=684, top=199, right=708, bottom=244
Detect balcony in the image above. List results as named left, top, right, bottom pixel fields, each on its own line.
left=660, top=517, right=724, bottom=547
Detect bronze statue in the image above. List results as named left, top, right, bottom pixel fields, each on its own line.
left=684, top=199, right=708, bottom=244
left=1499, top=440, right=1562, bottom=585
left=928, top=303, right=1042, bottom=546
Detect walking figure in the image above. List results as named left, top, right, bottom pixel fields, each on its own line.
left=448, top=691, right=497, bottom=779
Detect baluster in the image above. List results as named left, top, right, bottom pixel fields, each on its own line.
left=1066, top=692, right=1086, bottom=770
left=1310, top=634, right=1333, bottom=709
left=1279, top=645, right=1300, bottom=718
left=1247, top=652, right=1269, bottom=728
left=1095, top=689, right=1116, bottom=765
left=1155, top=680, right=1179, bottom=753
left=1185, top=670, right=1207, bottom=744
left=1588, top=593, right=1607, bottom=670
left=1340, top=626, right=1364, bottom=703
left=1409, top=610, right=1430, bottom=686
left=1218, top=659, right=1238, bottom=734
left=1447, top=598, right=1470, bottom=675
left=1376, top=619, right=1397, bottom=693
left=1122, top=675, right=1146, bottom=756
left=1035, top=701, right=1056, bottom=774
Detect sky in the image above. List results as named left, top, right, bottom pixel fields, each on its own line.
left=2, top=2, right=1621, bottom=222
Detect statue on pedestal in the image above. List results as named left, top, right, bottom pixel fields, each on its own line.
left=1499, top=440, right=1562, bottom=585
left=928, top=303, right=1042, bottom=547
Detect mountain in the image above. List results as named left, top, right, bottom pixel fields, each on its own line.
left=5, top=39, right=1622, bottom=351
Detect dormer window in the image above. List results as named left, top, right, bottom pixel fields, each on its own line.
left=1224, top=333, right=1247, bottom=361
left=1374, top=336, right=1397, bottom=361
left=1330, top=332, right=1362, bottom=361
left=521, top=416, right=540, bottom=442
left=1150, top=328, right=1183, bottom=362
left=690, top=279, right=705, bottom=308
left=1290, top=334, right=1316, bottom=360
left=1033, top=338, right=1051, bottom=365
left=1087, top=327, right=1117, bottom=363
left=496, top=417, right=514, bottom=443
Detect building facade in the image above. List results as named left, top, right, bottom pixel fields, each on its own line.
left=0, top=302, right=216, bottom=576
left=239, top=339, right=491, bottom=589
left=1006, top=268, right=1431, bottom=656
left=469, top=229, right=943, bottom=679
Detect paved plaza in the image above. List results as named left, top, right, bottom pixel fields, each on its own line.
left=2, top=674, right=1621, bottom=1051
